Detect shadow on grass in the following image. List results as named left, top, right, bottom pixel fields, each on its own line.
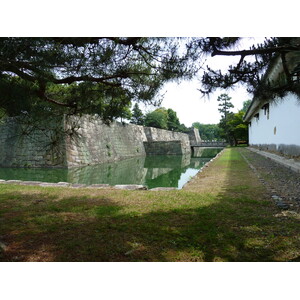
left=1, top=148, right=300, bottom=262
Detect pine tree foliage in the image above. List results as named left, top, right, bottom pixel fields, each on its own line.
left=130, top=103, right=144, bottom=125
left=0, top=37, right=199, bottom=121
left=189, top=37, right=300, bottom=99
left=1, top=37, right=300, bottom=124
left=217, top=93, right=234, bottom=120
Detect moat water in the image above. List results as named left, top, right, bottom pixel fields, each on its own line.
left=0, top=148, right=222, bottom=189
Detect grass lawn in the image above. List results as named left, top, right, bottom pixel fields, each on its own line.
left=1, top=147, right=300, bottom=262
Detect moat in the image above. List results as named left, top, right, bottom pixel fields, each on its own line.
left=0, top=148, right=222, bottom=189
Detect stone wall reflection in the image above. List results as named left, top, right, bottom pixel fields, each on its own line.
left=192, top=147, right=222, bottom=158
left=0, top=149, right=222, bottom=188
left=67, top=156, right=147, bottom=185
left=67, top=155, right=192, bottom=187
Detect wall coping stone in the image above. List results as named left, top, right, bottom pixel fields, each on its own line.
left=114, top=184, right=147, bottom=190
left=149, top=187, right=177, bottom=191
left=0, top=179, right=184, bottom=191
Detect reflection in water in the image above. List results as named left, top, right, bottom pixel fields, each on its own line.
left=192, top=147, right=223, bottom=158
left=0, top=148, right=222, bottom=189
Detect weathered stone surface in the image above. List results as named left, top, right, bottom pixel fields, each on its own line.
left=188, top=127, right=202, bottom=144
left=39, top=182, right=70, bottom=187
left=5, top=180, right=22, bottom=184
left=144, top=141, right=186, bottom=155
left=250, top=144, right=300, bottom=159
left=71, top=184, right=87, bottom=188
left=19, top=181, right=43, bottom=186
left=88, top=184, right=111, bottom=188
left=0, top=115, right=192, bottom=168
left=0, top=116, right=66, bottom=168
left=149, top=187, right=177, bottom=191
left=114, top=184, right=147, bottom=190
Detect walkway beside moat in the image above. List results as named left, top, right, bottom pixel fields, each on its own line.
left=185, top=147, right=300, bottom=213
left=248, top=147, right=300, bottom=173
left=240, top=148, right=300, bottom=212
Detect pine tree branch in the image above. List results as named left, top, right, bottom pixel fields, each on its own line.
left=211, top=45, right=300, bottom=57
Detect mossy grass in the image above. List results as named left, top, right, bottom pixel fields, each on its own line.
left=1, top=148, right=300, bottom=261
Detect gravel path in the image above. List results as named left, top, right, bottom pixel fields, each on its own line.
left=239, top=148, right=300, bottom=212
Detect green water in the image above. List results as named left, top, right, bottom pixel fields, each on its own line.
left=0, top=148, right=222, bottom=189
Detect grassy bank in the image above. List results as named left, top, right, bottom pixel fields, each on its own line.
left=1, top=148, right=300, bottom=262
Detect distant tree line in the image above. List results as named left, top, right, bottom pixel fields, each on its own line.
left=129, top=96, right=250, bottom=144
left=130, top=103, right=188, bottom=132
left=192, top=123, right=223, bottom=141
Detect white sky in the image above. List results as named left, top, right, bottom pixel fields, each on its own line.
left=158, top=37, right=266, bottom=127
left=133, top=38, right=265, bottom=127
left=160, top=79, right=251, bottom=126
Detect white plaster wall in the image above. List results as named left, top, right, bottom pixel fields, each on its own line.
left=249, top=93, right=300, bottom=146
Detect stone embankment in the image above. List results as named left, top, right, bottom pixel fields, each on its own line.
left=0, top=115, right=198, bottom=168
left=240, top=148, right=300, bottom=212
left=0, top=179, right=177, bottom=191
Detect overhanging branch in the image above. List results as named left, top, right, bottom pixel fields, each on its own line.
left=211, top=45, right=300, bottom=57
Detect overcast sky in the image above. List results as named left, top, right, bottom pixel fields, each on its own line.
left=160, top=78, right=251, bottom=127
left=158, top=37, right=266, bottom=127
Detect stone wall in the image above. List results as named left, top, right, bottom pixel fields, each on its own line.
left=188, top=127, right=202, bottom=145
left=0, top=115, right=192, bottom=168
left=0, top=116, right=66, bottom=168
left=143, top=127, right=191, bottom=154
left=143, top=141, right=184, bottom=155
left=65, top=116, right=148, bottom=167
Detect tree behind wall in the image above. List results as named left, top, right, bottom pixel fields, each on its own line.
left=166, top=108, right=182, bottom=131
left=144, top=107, right=187, bottom=131
left=130, top=103, right=145, bottom=125
left=144, top=108, right=168, bottom=129
left=228, top=111, right=248, bottom=143
left=192, top=122, right=222, bottom=141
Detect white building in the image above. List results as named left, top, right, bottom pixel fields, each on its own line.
left=244, top=51, right=300, bottom=157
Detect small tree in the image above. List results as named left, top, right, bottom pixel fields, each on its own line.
left=219, top=111, right=248, bottom=146
left=217, top=93, right=234, bottom=120
left=227, top=111, right=248, bottom=143
left=130, top=103, right=144, bottom=125
left=217, top=94, right=234, bottom=144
